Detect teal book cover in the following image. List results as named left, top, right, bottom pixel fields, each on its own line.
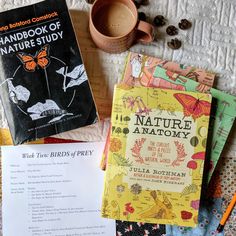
left=153, top=66, right=236, bottom=183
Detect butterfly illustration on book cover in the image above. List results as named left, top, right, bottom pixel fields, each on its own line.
left=174, top=93, right=211, bottom=121
left=0, top=44, right=88, bottom=124
left=16, top=44, right=50, bottom=72
left=0, top=44, right=50, bottom=115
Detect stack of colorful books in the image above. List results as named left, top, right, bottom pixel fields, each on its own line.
left=100, top=52, right=236, bottom=227
left=0, top=0, right=235, bottom=231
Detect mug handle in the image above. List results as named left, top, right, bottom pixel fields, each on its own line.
left=136, top=21, right=154, bottom=43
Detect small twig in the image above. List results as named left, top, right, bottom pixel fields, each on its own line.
left=51, top=56, right=66, bottom=65
left=63, top=66, right=68, bottom=92
left=44, top=68, right=51, bottom=98
left=13, top=65, right=22, bottom=77
left=67, top=90, right=76, bottom=108
left=0, top=79, right=9, bottom=88
left=17, top=105, right=28, bottom=115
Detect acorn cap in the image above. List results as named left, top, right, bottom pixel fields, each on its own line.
left=179, top=19, right=192, bottom=30
left=167, top=38, right=182, bottom=50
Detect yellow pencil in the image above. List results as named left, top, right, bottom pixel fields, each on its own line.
left=217, top=192, right=236, bottom=233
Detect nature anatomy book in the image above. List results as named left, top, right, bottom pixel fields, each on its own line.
left=100, top=52, right=216, bottom=170
left=0, top=0, right=98, bottom=144
left=101, top=85, right=212, bottom=227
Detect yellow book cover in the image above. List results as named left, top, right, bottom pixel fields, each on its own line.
left=101, top=85, right=212, bottom=227
left=0, top=128, right=44, bottom=145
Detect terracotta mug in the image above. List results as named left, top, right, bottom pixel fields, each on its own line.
left=89, top=0, right=154, bottom=53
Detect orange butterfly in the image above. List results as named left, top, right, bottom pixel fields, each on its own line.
left=16, top=45, right=50, bottom=72
left=174, top=93, right=211, bottom=121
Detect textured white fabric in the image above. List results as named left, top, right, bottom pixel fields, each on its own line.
left=1, top=0, right=236, bottom=129
left=0, top=0, right=236, bottom=234
left=0, top=0, right=235, bottom=91
left=0, top=1, right=235, bottom=152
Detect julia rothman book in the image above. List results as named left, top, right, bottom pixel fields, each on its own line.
left=0, top=0, right=98, bottom=144
left=101, top=85, right=212, bottom=227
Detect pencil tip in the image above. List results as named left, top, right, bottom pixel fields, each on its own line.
left=216, top=224, right=224, bottom=233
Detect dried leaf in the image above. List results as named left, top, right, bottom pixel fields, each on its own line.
left=7, top=80, right=30, bottom=104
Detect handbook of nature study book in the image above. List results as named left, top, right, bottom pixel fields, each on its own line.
left=0, top=0, right=98, bottom=144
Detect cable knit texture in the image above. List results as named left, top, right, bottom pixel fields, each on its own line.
left=0, top=0, right=235, bottom=235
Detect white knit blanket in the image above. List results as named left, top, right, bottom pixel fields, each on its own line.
left=0, top=0, right=235, bottom=235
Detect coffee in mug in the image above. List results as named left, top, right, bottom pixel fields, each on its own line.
left=89, top=0, right=154, bottom=53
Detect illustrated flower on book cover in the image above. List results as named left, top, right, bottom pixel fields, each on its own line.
left=101, top=85, right=212, bottom=227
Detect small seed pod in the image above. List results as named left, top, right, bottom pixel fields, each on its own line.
left=153, top=15, right=166, bottom=27
left=167, top=38, right=182, bottom=50
left=141, top=0, right=149, bottom=6
left=134, top=0, right=142, bottom=8
left=179, top=19, right=192, bottom=30
left=166, top=25, right=178, bottom=36
left=138, top=12, right=147, bottom=21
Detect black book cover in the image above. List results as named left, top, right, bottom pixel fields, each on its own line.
left=0, top=0, right=98, bottom=145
